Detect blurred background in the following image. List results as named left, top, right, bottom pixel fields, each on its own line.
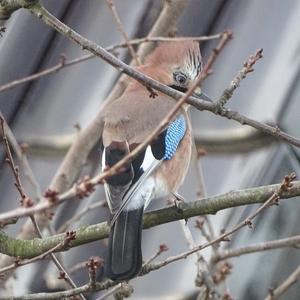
left=1, top=0, right=300, bottom=299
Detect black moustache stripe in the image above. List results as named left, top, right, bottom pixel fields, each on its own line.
left=169, top=85, right=188, bottom=93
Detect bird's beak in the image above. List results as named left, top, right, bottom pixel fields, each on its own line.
left=192, top=87, right=213, bottom=103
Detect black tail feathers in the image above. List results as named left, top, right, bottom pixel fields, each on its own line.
left=105, top=207, right=143, bottom=280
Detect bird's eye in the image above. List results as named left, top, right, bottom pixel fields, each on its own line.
left=174, top=73, right=187, bottom=85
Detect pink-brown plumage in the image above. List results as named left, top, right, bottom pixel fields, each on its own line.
left=102, top=41, right=202, bottom=281
left=145, top=41, right=201, bottom=70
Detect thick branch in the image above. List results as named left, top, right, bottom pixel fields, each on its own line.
left=1, top=177, right=295, bottom=300
left=1, top=180, right=300, bottom=259
left=0, top=0, right=35, bottom=20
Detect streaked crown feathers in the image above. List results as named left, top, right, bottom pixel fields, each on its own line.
left=145, top=41, right=202, bottom=80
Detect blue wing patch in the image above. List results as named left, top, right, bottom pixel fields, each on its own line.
left=163, top=115, right=186, bottom=160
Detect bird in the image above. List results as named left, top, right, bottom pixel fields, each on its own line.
left=101, top=40, right=206, bottom=281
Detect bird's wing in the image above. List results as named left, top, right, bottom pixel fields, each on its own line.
left=101, top=88, right=187, bottom=220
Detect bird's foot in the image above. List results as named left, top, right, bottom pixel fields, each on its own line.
left=172, top=192, right=185, bottom=212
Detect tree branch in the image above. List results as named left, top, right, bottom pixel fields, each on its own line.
left=265, top=265, right=300, bottom=300
left=0, top=35, right=220, bottom=94
left=211, top=235, right=300, bottom=263
left=106, top=0, right=141, bottom=65
left=2, top=175, right=295, bottom=300
left=0, top=0, right=192, bottom=283
left=0, top=59, right=204, bottom=223
left=1, top=180, right=300, bottom=259
left=22, top=2, right=300, bottom=150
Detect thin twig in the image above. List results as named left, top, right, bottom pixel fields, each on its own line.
left=86, top=257, right=102, bottom=288
left=0, top=115, right=85, bottom=299
left=143, top=244, right=169, bottom=265
left=68, top=256, right=103, bottom=276
left=264, top=265, right=300, bottom=300
left=142, top=173, right=295, bottom=274
left=0, top=35, right=221, bottom=94
left=0, top=112, right=42, bottom=201
left=105, top=0, right=158, bottom=99
left=31, top=217, right=87, bottom=300
left=106, top=0, right=141, bottom=65
left=200, top=30, right=233, bottom=81
left=211, top=235, right=300, bottom=263
left=0, top=283, right=92, bottom=300
left=215, top=48, right=263, bottom=110
left=180, top=218, right=221, bottom=299
left=0, top=116, right=33, bottom=207
left=192, top=143, right=219, bottom=255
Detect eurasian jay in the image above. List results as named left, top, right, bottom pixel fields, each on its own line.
left=101, top=41, right=203, bottom=280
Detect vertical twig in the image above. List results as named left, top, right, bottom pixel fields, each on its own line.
left=0, top=115, right=86, bottom=300
left=106, top=0, right=141, bottom=66
left=200, top=30, right=233, bottom=81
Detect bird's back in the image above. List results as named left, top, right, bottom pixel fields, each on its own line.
left=102, top=86, right=180, bottom=147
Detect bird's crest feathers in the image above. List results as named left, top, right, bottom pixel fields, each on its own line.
left=145, top=41, right=202, bottom=79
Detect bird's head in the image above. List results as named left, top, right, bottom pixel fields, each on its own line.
left=145, top=41, right=202, bottom=92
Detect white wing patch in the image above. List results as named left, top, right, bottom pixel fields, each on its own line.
left=141, top=145, right=156, bottom=171
left=101, top=148, right=106, bottom=172
left=110, top=145, right=161, bottom=225
left=102, top=148, right=114, bottom=213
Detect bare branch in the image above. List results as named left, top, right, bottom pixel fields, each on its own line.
left=200, top=30, right=233, bottom=81
left=143, top=244, right=169, bottom=265
left=0, top=116, right=33, bottom=208
left=0, top=35, right=221, bottom=94
left=31, top=218, right=87, bottom=300
left=106, top=0, right=141, bottom=65
left=265, top=265, right=300, bottom=300
left=142, top=173, right=296, bottom=275
left=0, top=0, right=195, bottom=281
left=211, top=235, right=300, bottom=263
left=0, top=115, right=84, bottom=298
left=0, top=56, right=204, bottom=224
left=24, top=4, right=300, bottom=151
left=215, top=48, right=263, bottom=111
left=0, top=173, right=297, bottom=300
left=1, top=178, right=300, bottom=259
